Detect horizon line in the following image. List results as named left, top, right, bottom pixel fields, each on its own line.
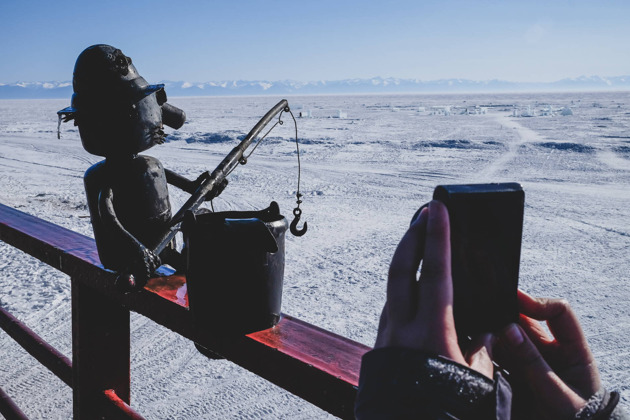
left=2, top=74, right=629, bottom=86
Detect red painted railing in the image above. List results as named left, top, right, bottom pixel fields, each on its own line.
left=0, top=203, right=370, bottom=419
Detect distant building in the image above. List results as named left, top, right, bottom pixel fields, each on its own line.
left=430, top=106, right=452, bottom=116
left=512, top=105, right=535, bottom=117
left=539, top=106, right=554, bottom=116
left=512, top=104, right=572, bottom=117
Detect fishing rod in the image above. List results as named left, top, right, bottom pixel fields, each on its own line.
left=163, top=98, right=306, bottom=248
left=118, top=99, right=306, bottom=289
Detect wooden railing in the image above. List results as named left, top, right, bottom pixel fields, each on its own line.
left=0, top=203, right=370, bottom=419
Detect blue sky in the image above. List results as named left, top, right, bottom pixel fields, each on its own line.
left=0, top=0, right=628, bottom=83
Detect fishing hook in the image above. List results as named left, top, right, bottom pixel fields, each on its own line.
left=290, top=206, right=307, bottom=236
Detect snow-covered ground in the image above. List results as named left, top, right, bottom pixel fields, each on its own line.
left=0, top=91, right=629, bottom=418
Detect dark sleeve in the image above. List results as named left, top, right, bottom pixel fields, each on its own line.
left=354, top=347, right=512, bottom=420
left=574, top=388, right=629, bottom=420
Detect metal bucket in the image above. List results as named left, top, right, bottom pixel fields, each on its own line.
left=183, top=202, right=287, bottom=336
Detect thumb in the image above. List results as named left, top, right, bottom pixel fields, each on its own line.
left=501, top=323, right=585, bottom=417
left=465, top=333, right=495, bottom=380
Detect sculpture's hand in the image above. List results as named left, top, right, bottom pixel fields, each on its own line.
left=193, top=171, right=228, bottom=201
left=125, top=245, right=161, bottom=289
left=195, top=171, right=211, bottom=189
left=211, top=179, right=229, bottom=200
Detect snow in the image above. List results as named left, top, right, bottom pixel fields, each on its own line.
left=1, top=91, right=629, bottom=418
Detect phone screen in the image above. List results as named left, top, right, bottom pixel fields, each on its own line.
left=434, top=183, right=524, bottom=342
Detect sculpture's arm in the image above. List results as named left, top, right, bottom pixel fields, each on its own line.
left=164, top=168, right=200, bottom=194
left=164, top=168, right=227, bottom=200
left=98, top=186, right=161, bottom=285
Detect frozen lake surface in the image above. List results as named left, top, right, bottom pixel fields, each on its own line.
left=1, top=92, right=629, bottom=418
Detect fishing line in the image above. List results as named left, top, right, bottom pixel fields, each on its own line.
left=209, top=104, right=306, bottom=235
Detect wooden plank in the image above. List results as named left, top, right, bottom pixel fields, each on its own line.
left=0, top=203, right=101, bottom=272
left=0, top=203, right=371, bottom=418
left=143, top=275, right=370, bottom=418
left=248, top=315, right=365, bottom=386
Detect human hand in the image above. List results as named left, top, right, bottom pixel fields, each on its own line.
left=499, top=290, right=601, bottom=419
left=374, top=200, right=495, bottom=379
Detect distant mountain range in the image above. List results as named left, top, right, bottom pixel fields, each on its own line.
left=1, top=76, right=629, bottom=99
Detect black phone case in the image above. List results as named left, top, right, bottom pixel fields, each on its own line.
left=433, top=183, right=524, bottom=342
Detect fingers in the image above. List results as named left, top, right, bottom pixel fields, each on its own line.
left=416, top=201, right=455, bottom=330
left=386, top=206, right=428, bottom=321
left=465, top=333, right=495, bottom=379
left=501, top=323, right=586, bottom=417
left=416, top=200, right=462, bottom=359
left=517, top=290, right=601, bottom=397
left=409, top=203, right=429, bottom=226
left=518, top=290, right=591, bottom=356
left=380, top=202, right=459, bottom=361
left=518, top=314, right=553, bottom=346
left=419, top=201, right=451, bottom=286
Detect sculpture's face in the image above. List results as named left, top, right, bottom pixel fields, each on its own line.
left=131, top=91, right=167, bottom=148
left=62, top=44, right=172, bottom=158
left=77, top=87, right=166, bottom=157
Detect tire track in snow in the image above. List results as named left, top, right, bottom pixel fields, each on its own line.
left=478, top=113, right=546, bottom=180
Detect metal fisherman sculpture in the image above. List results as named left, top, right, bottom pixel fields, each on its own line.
left=57, top=44, right=306, bottom=292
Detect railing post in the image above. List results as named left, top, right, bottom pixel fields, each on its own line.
left=72, top=277, right=130, bottom=419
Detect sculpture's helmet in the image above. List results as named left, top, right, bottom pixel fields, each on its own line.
left=57, top=45, right=185, bottom=157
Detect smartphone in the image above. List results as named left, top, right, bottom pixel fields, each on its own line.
left=433, top=183, right=524, bottom=342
